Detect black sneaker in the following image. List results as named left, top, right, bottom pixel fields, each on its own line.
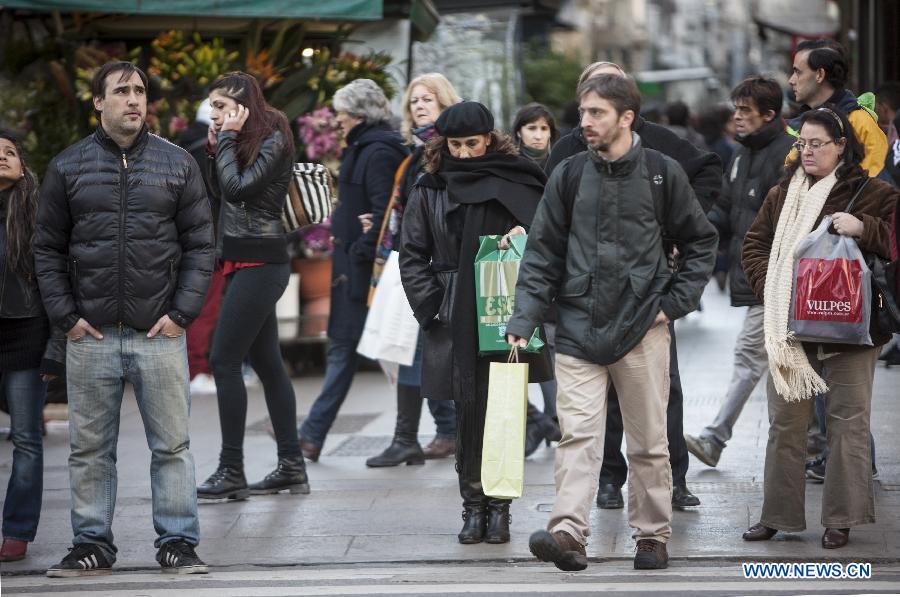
left=156, top=540, right=208, bottom=574
left=46, top=544, right=113, bottom=577
left=806, top=456, right=826, bottom=482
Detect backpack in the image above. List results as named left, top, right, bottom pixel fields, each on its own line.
left=559, top=149, right=673, bottom=257
left=283, top=163, right=335, bottom=232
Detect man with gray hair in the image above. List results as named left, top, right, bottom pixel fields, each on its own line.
left=298, top=79, right=408, bottom=460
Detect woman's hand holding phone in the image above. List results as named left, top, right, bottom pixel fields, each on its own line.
left=222, top=104, right=250, bottom=133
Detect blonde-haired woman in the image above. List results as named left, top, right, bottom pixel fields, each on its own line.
left=365, top=74, right=463, bottom=467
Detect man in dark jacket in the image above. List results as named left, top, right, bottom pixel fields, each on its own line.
left=684, top=77, right=794, bottom=468
left=34, top=62, right=214, bottom=577
left=510, top=75, right=717, bottom=571
left=298, top=79, right=408, bottom=460
left=546, top=61, right=722, bottom=510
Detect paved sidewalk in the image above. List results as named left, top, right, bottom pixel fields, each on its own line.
left=2, top=283, right=899, bottom=575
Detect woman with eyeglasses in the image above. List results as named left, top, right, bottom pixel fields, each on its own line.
left=741, top=105, right=899, bottom=550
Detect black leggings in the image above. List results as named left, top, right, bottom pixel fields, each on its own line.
left=210, top=262, right=300, bottom=466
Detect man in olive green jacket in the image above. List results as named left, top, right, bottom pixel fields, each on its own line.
left=507, top=75, right=717, bottom=571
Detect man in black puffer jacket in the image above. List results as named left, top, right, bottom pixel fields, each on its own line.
left=684, top=77, right=794, bottom=468
left=35, top=62, right=214, bottom=578
left=545, top=62, right=722, bottom=510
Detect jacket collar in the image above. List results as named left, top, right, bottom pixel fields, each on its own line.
left=94, top=124, right=150, bottom=156
left=588, top=132, right=642, bottom=177
left=787, top=88, right=858, bottom=131
left=736, top=118, right=785, bottom=151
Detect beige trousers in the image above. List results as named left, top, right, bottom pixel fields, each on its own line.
left=548, top=323, right=673, bottom=545
left=760, top=345, right=878, bottom=531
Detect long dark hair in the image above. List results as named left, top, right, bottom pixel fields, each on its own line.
left=209, top=72, right=295, bottom=170
left=423, top=130, right=518, bottom=173
left=0, top=130, right=39, bottom=279
left=782, top=104, right=865, bottom=184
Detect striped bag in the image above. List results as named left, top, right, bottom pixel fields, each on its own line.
left=283, top=163, right=335, bottom=231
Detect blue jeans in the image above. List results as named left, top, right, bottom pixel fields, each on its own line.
left=66, top=326, right=198, bottom=561
left=300, top=337, right=359, bottom=446
left=2, top=367, right=47, bottom=542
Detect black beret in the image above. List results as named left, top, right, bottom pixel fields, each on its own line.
left=435, top=101, right=494, bottom=137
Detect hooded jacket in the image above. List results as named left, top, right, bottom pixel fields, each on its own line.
left=709, top=118, right=794, bottom=306
left=34, top=126, right=214, bottom=332
left=787, top=89, right=888, bottom=178
left=545, top=118, right=723, bottom=211
left=508, top=134, right=718, bottom=364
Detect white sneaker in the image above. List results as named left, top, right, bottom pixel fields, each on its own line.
left=189, top=373, right=217, bottom=395
left=242, top=366, right=260, bottom=388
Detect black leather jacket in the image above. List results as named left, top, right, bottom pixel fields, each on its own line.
left=34, top=126, right=215, bottom=332
left=211, top=129, right=292, bottom=262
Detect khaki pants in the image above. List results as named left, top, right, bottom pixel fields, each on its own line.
left=548, top=323, right=673, bottom=545
left=760, top=346, right=878, bottom=531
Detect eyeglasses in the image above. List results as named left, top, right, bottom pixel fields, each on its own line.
left=792, top=140, right=834, bottom=153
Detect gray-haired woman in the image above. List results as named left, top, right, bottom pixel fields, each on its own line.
left=298, top=79, right=409, bottom=460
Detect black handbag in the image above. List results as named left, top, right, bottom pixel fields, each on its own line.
left=844, top=178, right=900, bottom=335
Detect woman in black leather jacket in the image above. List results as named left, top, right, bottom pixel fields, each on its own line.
left=0, top=131, right=64, bottom=562
left=196, top=72, right=309, bottom=501
left=399, top=102, right=553, bottom=545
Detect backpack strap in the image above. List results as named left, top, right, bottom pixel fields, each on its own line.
left=561, top=152, right=589, bottom=227
left=560, top=149, right=667, bottom=232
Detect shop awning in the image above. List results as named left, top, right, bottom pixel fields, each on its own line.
left=0, top=0, right=383, bottom=20
left=754, top=0, right=840, bottom=35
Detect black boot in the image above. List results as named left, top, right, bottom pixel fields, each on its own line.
left=197, top=463, right=249, bottom=501
left=366, top=384, right=425, bottom=467
left=458, top=475, right=487, bottom=544
left=248, top=456, right=311, bottom=494
left=485, top=499, right=511, bottom=544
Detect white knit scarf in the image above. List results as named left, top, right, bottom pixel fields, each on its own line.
left=763, top=166, right=840, bottom=402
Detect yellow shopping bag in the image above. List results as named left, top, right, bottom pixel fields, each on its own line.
left=481, top=347, right=529, bottom=499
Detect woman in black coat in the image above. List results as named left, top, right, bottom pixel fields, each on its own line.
left=400, top=102, right=553, bottom=545
left=197, top=72, right=309, bottom=501
left=0, top=130, right=64, bottom=562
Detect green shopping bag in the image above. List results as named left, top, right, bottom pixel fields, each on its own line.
left=481, top=347, right=528, bottom=499
left=474, top=234, right=544, bottom=353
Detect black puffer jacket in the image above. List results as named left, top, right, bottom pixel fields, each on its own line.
left=708, top=119, right=793, bottom=306
left=35, top=126, right=214, bottom=332
left=545, top=119, right=723, bottom=211
left=211, top=129, right=292, bottom=262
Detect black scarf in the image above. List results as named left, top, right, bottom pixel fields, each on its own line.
left=438, top=151, right=546, bottom=405
left=519, top=143, right=550, bottom=170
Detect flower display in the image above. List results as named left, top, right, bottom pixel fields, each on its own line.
left=296, top=106, right=342, bottom=162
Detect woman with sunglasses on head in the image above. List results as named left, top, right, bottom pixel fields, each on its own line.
left=741, top=106, right=899, bottom=549
left=196, top=72, right=309, bottom=502
left=0, top=130, right=64, bottom=562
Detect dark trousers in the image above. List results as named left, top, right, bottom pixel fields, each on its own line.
left=598, top=321, right=688, bottom=487
left=210, top=263, right=301, bottom=466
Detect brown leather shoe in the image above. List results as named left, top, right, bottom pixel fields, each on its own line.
left=742, top=523, right=778, bottom=541
left=423, top=436, right=456, bottom=459
left=299, top=438, right=321, bottom=463
left=0, top=538, right=27, bottom=562
left=529, top=529, right=588, bottom=571
left=634, top=539, right=668, bottom=570
left=822, top=527, right=850, bottom=549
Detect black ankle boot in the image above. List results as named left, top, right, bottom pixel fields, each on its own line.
left=484, top=501, right=511, bottom=544
left=198, top=464, right=249, bottom=501
left=458, top=506, right=487, bottom=544
left=366, top=439, right=425, bottom=467
left=458, top=474, right=487, bottom=544
left=248, top=456, right=310, bottom=494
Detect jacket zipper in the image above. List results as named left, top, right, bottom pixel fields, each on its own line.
left=240, top=201, right=251, bottom=229
left=70, top=256, right=78, bottom=294
left=117, top=152, right=128, bottom=326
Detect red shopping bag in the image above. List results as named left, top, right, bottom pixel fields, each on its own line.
left=789, top=216, right=872, bottom=345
